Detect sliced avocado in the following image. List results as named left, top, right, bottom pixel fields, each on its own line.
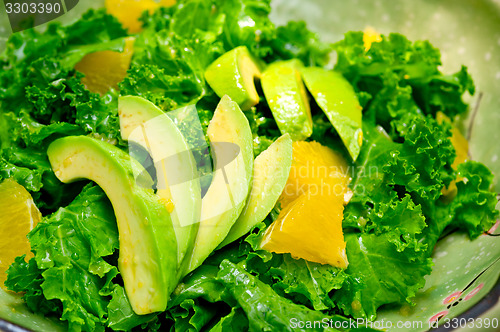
left=47, top=136, right=177, bottom=315
left=261, top=59, right=313, bottom=141
left=219, top=133, right=293, bottom=248
left=185, top=95, right=254, bottom=274
left=301, top=67, right=363, bottom=160
left=205, top=46, right=261, bottom=111
left=118, top=95, right=201, bottom=266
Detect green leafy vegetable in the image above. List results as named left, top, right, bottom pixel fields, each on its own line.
left=339, top=108, right=494, bottom=319
left=5, top=256, right=62, bottom=316
left=420, top=161, right=499, bottom=251
left=332, top=233, right=433, bottom=321
left=263, top=21, right=332, bottom=66
left=334, top=32, right=474, bottom=126
left=0, top=9, right=130, bottom=212
left=265, top=255, right=346, bottom=311
left=25, top=185, right=118, bottom=330
left=218, top=260, right=337, bottom=331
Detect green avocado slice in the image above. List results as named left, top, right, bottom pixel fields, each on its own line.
left=47, top=136, right=177, bottom=315
left=184, top=95, right=254, bottom=274
left=118, top=95, right=201, bottom=266
left=205, top=46, right=262, bottom=111
left=301, top=67, right=363, bottom=160
left=261, top=59, right=313, bottom=141
left=219, top=133, right=293, bottom=248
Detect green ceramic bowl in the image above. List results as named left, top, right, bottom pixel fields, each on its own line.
left=0, top=1, right=498, bottom=331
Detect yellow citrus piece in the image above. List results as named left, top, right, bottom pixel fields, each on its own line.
left=105, top=0, right=176, bottom=33
left=0, top=179, right=41, bottom=289
left=279, top=141, right=350, bottom=209
left=436, top=112, right=469, bottom=198
left=262, top=141, right=349, bottom=268
left=261, top=187, right=348, bottom=268
left=363, top=26, right=382, bottom=51
left=75, top=37, right=135, bottom=95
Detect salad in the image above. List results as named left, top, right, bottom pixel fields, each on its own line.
left=0, top=0, right=498, bottom=331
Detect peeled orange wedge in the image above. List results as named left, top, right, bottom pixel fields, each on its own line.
left=279, top=140, right=350, bottom=209
left=0, top=179, right=41, bottom=289
left=75, top=37, right=135, bottom=95
left=105, top=0, right=176, bottom=33
left=261, top=141, right=350, bottom=268
left=261, top=182, right=348, bottom=268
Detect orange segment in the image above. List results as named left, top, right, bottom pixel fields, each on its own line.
left=363, top=27, right=382, bottom=51
left=262, top=141, right=350, bottom=268
left=0, top=179, right=41, bottom=289
left=261, top=186, right=348, bottom=268
left=280, top=141, right=350, bottom=209
left=436, top=112, right=469, bottom=198
left=449, top=127, right=469, bottom=170
left=105, top=0, right=176, bottom=33
left=75, top=37, right=135, bottom=95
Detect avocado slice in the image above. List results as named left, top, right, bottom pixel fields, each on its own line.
left=205, top=46, right=261, bottom=111
left=47, top=136, right=177, bottom=315
left=219, top=133, right=293, bottom=248
left=261, top=59, right=313, bottom=141
left=118, top=95, right=201, bottom=266
left=184, top=95, right=254, bottom=274
left=301, top=67, right=363, bottom=160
